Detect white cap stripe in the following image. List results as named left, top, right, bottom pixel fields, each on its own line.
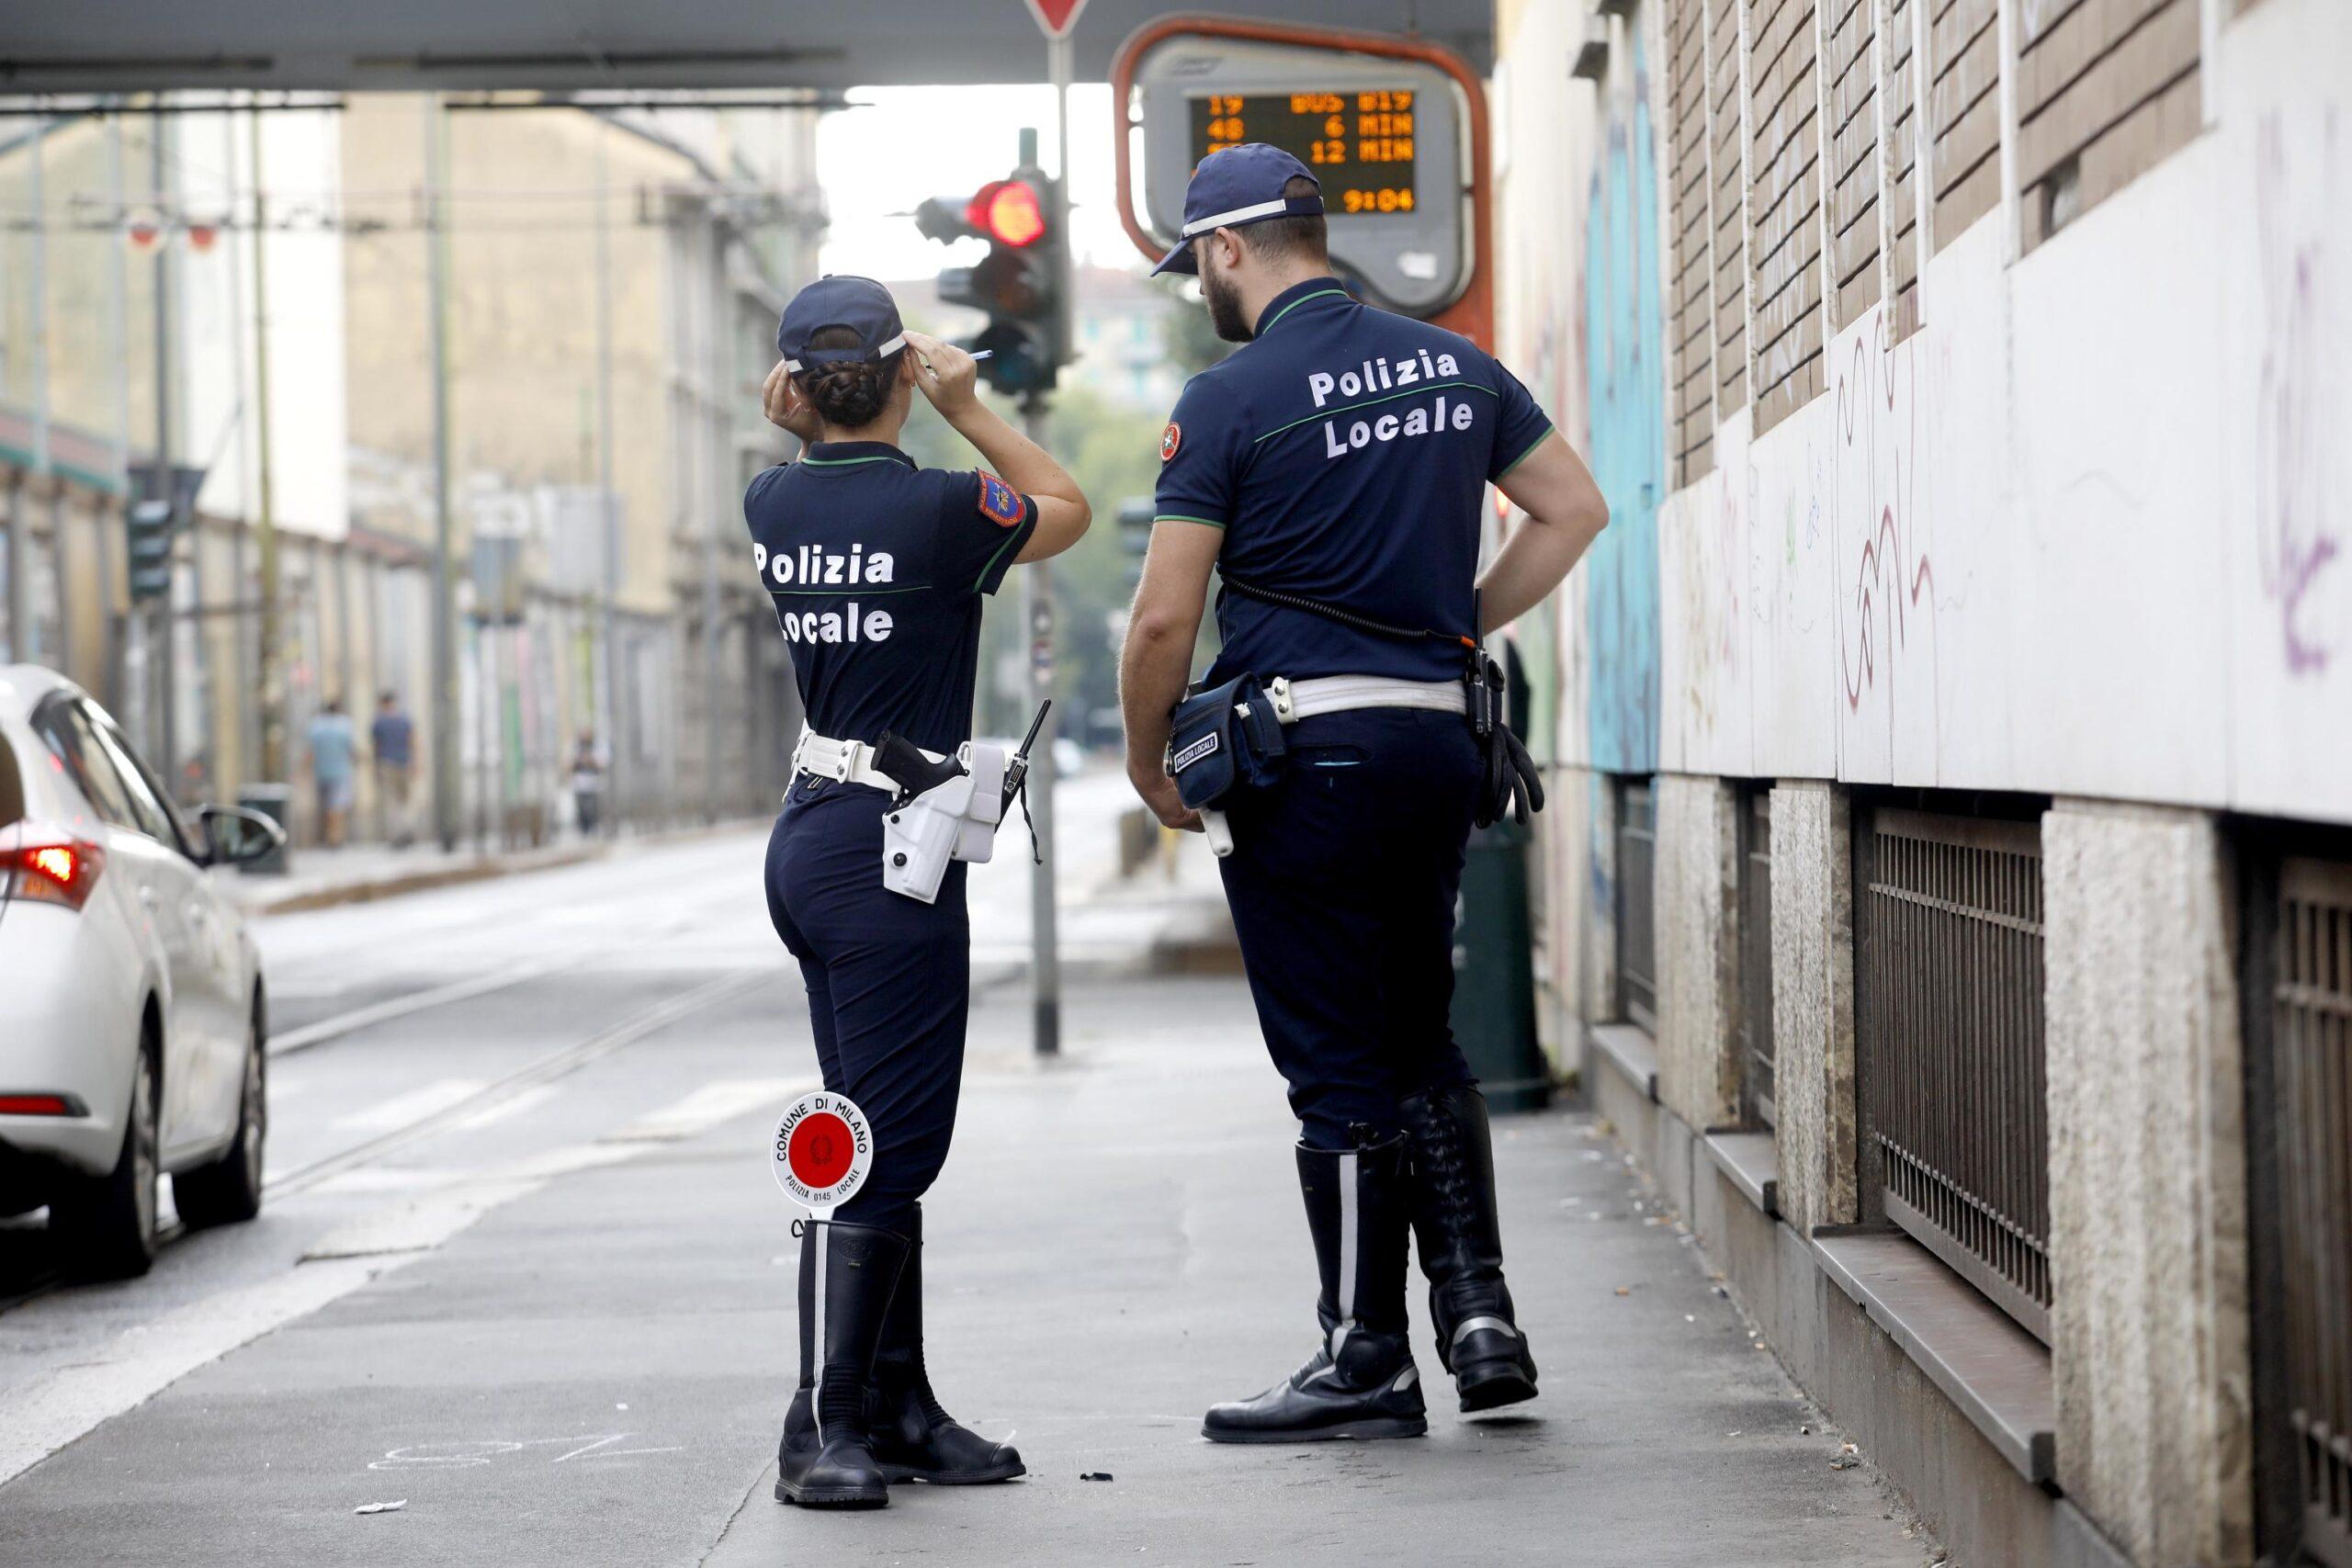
left=783, top=333, right=905, bottom=376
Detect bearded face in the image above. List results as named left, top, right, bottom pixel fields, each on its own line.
left=1199, top=241, right=1253, bottom=343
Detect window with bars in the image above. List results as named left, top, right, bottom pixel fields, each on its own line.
left=2249, top=850, right=2352, bottom=1568
left=1668, top=0, right=1717, bottom=485
left=1738, top=786, right=1777, bottom=1126
left=1746, top=0, right=1826, bottom=433
left=2015, top=0, right=2202, bottom=251
left=1709, top=0, right=1749, bottom=418
left=1928, top=0, right=2002, bottom=243
left=1825, top=0, right=1883, bottom=331
left=1617, top=778, right=1659, bottom=1033
left=1855, top=803, right=2052, bottom=1341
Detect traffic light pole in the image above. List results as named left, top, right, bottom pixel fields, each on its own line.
left=1022, top=391, right=1060, bottom=1060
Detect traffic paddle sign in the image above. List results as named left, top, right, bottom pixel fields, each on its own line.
left=772, top=1090, right=874, bottom=1213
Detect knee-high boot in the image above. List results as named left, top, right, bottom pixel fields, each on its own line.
left=1203, top=1127, right=1427, bottom=1443
left=775, top=1218, right=910, bottom=1508
left=1400, top=1084, right=1539, bottom=1411
left=865, top=1203, right=1024, bottom=1484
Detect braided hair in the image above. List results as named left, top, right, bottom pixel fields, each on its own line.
left=796, top=325, right=898, bottom=428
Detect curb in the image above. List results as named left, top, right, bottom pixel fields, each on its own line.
left=234, top=819, right=764, bottom=917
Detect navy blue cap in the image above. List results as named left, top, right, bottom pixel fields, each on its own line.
left=776, top=275, right=906, bottom=372
left=1151, top=143, right=1325, bottom=276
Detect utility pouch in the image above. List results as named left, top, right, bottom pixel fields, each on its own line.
left=874, top=734, right=1009, bottom=904
left=1165, top=674, right=1288, bottom=811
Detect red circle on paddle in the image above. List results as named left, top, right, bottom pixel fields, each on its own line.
left=786, top=1111, right=856, bottom=1190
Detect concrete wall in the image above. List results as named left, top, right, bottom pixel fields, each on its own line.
left=1653, top=772, right=1738, bottom=1128
left=2043, top=801, right=2254, bottom=1566
left=1491, top=0, right=2352, bottom=836
left=1767, top=780, right=1858, bottom=1234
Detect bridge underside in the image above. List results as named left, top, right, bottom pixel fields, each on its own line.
left=0, top=2, right=1492, bottom=93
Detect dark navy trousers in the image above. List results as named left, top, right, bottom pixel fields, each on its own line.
left=1216, top=707, right=1482, bottom=1150
left=765, top=774, right=970, bottom=1235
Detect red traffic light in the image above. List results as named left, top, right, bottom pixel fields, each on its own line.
left=967, top=179, right=1047, bottom=248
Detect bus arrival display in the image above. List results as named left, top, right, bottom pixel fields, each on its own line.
left=1188, top=90, right=1419, bottom=216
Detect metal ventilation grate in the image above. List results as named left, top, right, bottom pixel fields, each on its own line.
left=1857, top=806, right=2051, bottom=1341
left=1618, top=778, right=1657, bottom=1033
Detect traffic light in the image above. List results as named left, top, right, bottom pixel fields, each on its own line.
left=915, top=157, right=1071, bottom=400
left=126, top=499, right=175, bottom=604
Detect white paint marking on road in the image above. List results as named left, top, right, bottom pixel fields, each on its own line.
left=449, top=1082, right=561, bottom=1133
left=0, top=973, right=769, bottom=1491
left=0, top=1253, right=386, bottom=1487
left=334, top=1078, right=488, bottom=1133
left=603, top=1077, right=804, bottom=1144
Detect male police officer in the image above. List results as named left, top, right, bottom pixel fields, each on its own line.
left=1119, top=145, right=1609, bottom=1443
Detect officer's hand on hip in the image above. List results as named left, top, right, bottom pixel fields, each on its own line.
left=905, top=331, right=980, bottom=419
left=763, top=360, right=823, bottom=445
left=1128, top=759, right=1204, bottom=834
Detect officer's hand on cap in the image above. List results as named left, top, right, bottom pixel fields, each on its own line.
left=904, top=331, right=979, bottom=418
left=763, top=360, right=823, bottom=444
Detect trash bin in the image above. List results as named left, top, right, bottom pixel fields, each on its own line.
left=1450, top=817, right=1549, bottom=1111
left=235, top=783, right=293, bottom=876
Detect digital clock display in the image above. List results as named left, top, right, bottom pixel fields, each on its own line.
left=1187, top=91, right=1419, bottom=218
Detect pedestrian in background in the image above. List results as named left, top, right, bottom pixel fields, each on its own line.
left=304, top=697, right=358, bottom=850
left=752, top=276, right=1091, bottom=1509
left=370, top=691, right=415, bottom=848
left=570, top=728, right=605, bottom=837
left=1120, top=145, right=1610, bottom=1444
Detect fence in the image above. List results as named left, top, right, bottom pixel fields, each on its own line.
left=1856, top=804, right=2052, bottom=1341
left=2261, top=854, right=2352, bottom=1568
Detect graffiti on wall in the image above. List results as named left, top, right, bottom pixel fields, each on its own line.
left=1834, top=312, right=1936, bottom=718
left=1582, top=33, right=1665, bottom=775
left=2256, top=109, right=2343, bottom=676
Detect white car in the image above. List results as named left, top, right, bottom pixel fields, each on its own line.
left=0, top=666, right=282, bottom=1279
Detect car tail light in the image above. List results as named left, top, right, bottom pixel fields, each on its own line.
left=0, top=1094, right=84, bottom=1116
left=0, top=823, right=106, bottom=912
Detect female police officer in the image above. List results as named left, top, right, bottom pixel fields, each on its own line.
left=749, top=276, right=1090, bottom=1508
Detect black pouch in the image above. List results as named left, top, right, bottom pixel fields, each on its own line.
left=1166, top=674, right=1288, bottom=811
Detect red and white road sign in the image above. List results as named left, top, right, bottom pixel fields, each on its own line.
left=1023, top=0, right=1090, bottom=40
left=771, top=1090, right=873, bottom=1213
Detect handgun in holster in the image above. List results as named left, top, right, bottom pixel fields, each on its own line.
left=872, top=733, right=1007, bottom=905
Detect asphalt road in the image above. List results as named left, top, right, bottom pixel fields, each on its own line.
left=0, top=781, right=1935, bottom=1566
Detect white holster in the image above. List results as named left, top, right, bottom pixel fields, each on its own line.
left=879, top=741, right=1008, bottom=904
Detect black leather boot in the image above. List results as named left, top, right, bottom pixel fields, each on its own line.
left=1400, top=1084, right=1538, bottom=1411
left=866, top=1203, right=1024, bottom=1484
left=1204, top=1129, right=1428, bottom=1443
left=775, top=1218, right=910, bottom=1508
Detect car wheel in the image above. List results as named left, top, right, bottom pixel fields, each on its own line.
left=52, top=1044, right=161, bottom=1280
left=175, top=1009, right=266, bottom=1228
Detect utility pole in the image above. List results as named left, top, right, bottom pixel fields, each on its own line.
left=146, top=111, right=174, bottom=764
left=593, top=120, right=622, bottom=835
left=1032, top=62, right=1073, bottom=1060
left=425, top=96, right=460, bottom=852
left=104, top=113, right=130, bottom=712
left=250, top=106, right=284, bottom=783
left=702, top=207, right=725, bottom=825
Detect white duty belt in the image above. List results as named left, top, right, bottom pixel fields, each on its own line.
left=788, top=728, right=944, bottom=794
left=1264, top=674, right=1467, bottom=724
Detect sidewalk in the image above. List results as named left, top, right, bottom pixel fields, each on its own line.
left=0, top=968, right=1934, bottom=1566
left=212, top=834, right=614, bottom=916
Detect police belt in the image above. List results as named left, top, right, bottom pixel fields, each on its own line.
left=789, top=728, right=946, bottom=793
left=1264, top=674, right=1466, bottom=725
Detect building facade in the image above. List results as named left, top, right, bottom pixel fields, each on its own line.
left=1492, top=0, right=2350, bottom=1562
left=0, top=94, right=822, bottom=845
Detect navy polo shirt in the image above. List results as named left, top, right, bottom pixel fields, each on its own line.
left=1154, top=277, right=1553, bottom=684
left=744, top=440, right=1036, bottom=757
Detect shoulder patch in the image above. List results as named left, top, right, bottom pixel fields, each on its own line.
left=977, top=472, right=1023, bottom=527
left=1160, top=421, right=1182, bottom=462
